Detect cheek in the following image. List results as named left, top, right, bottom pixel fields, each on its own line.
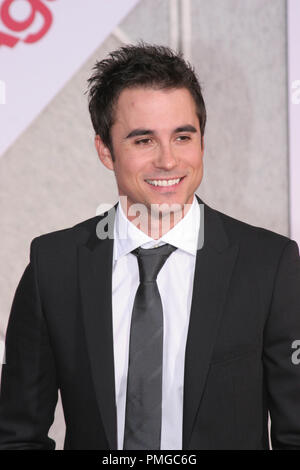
left=116, top=160, right=143, bottom=186
left=121, top=158, right=146, bottom=179
left=184, top=152, right=203, bottom=170
left=191, top=147, right=204, bottom=168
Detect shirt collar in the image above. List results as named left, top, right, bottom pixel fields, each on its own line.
left=113, top=194, right=200, bottom=262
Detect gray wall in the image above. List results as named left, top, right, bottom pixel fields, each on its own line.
left=0, top=0, right=288, bottom=449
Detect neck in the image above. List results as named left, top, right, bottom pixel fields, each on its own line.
left=120, top=196, right=194, bottom=239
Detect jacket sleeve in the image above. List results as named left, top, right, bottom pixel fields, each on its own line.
left=263, top=239, right=300, bottom=450
left=0, top=238, right=58, bottom=449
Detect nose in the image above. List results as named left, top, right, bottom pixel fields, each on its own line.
left=154, top=142, right=178, bottom=170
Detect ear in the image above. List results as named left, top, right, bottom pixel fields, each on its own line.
left=94, top=135, right=114, bottom=171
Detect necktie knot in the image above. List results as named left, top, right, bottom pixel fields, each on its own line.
left=131, top=243, right=177, bottom=283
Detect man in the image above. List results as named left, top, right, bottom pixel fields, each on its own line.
left=0, top=43, right=300, bottom=450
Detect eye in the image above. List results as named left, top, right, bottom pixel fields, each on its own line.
left=176, top=135, right=191, bottom=142
left=135, top=138, right=152, bottom=145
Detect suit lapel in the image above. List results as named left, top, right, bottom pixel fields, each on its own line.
left=182, top=195, right=239, bottom=448
left=78, top=204, right=118, bottom=449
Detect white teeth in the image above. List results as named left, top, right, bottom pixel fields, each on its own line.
left=146, top=178, right=181, bottom=187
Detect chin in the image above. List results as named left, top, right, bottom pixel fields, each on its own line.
left=150, top=198, right=187, bottom=215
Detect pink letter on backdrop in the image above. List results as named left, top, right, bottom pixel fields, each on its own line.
left=0, top=0, right=140, bottom=157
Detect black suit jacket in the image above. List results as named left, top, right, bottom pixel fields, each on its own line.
left=1, top=195, right=300, bottom=450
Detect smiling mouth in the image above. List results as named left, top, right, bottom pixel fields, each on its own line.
left=144, top=176, right=185, bottom=187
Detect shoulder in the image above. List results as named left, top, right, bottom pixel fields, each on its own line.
left=203, top=201, right=297, bottom=260
left=29, top=213, right=103, bottom=257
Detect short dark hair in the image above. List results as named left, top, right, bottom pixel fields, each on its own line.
left=87, top=42, right=206, bottom=156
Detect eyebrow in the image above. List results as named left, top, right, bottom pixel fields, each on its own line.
left=125, top=129, right=153, bottom=139
left=175, top=125, right=197, bottom=134
left=125, top=124, right=198, bottom=139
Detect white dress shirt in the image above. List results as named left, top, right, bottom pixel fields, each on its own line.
left=112, top=194, right=200, bottom=450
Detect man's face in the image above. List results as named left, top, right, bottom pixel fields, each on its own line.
left=96, top=86, right=204, bottom=217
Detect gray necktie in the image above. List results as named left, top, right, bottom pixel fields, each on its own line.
left=123, top=243, right=178, bottom=450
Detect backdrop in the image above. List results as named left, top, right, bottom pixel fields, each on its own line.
left=0, top=0, right=297, bottom=449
